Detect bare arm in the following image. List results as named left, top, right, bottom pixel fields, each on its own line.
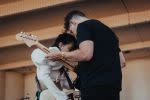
left=119, top=51, right=126, bottom=68
left=62, top=40, right=94, bottom=62
left=46, top=40, right=94, bottom=62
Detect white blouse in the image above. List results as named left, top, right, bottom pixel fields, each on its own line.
left=31, top=47, right=63, bottom=81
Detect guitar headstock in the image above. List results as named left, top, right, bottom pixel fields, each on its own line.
left=16, top=32, right=38, bottom=47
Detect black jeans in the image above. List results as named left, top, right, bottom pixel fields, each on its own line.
left=81, top=86, right=120, bottom=100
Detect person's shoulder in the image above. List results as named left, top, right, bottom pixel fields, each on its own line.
left=31, top=48, right=46, bottom=64
left=48, top=46, right=60, bottom=52
left=90, top=19, right=104, bottom=25
left=90, top=19, right=100, bottom=23
left=32, top=48, right=43, bottom=55
left=85, top=19, right=100, bottom=23
left=31, top=48, right=45, bottom=58
left=79, top=19, right=101, bottom=27
left=90, top=19, right=111, bottom=29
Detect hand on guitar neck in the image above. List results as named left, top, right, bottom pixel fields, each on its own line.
left=16, top=32, right=77, bottom=81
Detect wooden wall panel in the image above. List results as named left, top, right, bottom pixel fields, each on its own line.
left=5, top=71, right=24, bottom=100
left=0, top=71, right=5, bottom=100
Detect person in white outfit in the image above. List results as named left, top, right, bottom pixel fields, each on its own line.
left=31, top=33, right=77, bottom=100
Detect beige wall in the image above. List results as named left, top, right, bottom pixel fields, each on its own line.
left=0, top=71, right=36, bottom=100
left=121, top=57, right=150, bottom=100
left=24, top=73, right=36, bottom=100
left=0, top=71, right=5, bottom=100
left=5, top=72, right=24, bottom=100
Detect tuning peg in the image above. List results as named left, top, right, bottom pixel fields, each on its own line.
left=25, top=33, right=29, bottom=36
left=24, top=32, right=27, bottom=35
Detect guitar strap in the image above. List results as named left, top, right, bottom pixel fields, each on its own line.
left=59, top=66, right=75, bottom=100
left=59, top=66, right=74, bottom=89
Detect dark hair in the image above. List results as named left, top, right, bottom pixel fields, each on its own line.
left=64, top=10, right=86, bottom=32
left=52, top=33, right=77, bottom=51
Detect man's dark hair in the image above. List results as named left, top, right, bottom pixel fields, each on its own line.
left=64, top=10, right=86, bottom=31
left=52, top=33, right=77, bottom=51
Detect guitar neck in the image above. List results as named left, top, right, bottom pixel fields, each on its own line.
left=36, top=42, right=50, bottom=54
left=35, top=42, right=74, bottom=71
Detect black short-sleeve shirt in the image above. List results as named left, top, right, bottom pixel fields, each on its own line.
left=76, top=19, right=122, bottom=90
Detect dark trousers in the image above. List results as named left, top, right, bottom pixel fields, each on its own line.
left=81, top=86, right=120, bottom=100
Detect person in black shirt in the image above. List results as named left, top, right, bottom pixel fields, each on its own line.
left=46, top=10, right=124, bottom=100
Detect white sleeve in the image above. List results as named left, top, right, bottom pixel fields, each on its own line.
left=48, top=47, right=63, bottom=70
left=31, top=47, right=63, bottom=69
left=47, top=47, right=60, bottom=66
left=31, top=49, right=47, bottom=66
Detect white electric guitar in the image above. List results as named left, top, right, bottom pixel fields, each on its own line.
left=16, top=32, right=77, bottom=81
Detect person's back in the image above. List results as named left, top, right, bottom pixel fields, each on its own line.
left=76, top=19, right=122, bottom=90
